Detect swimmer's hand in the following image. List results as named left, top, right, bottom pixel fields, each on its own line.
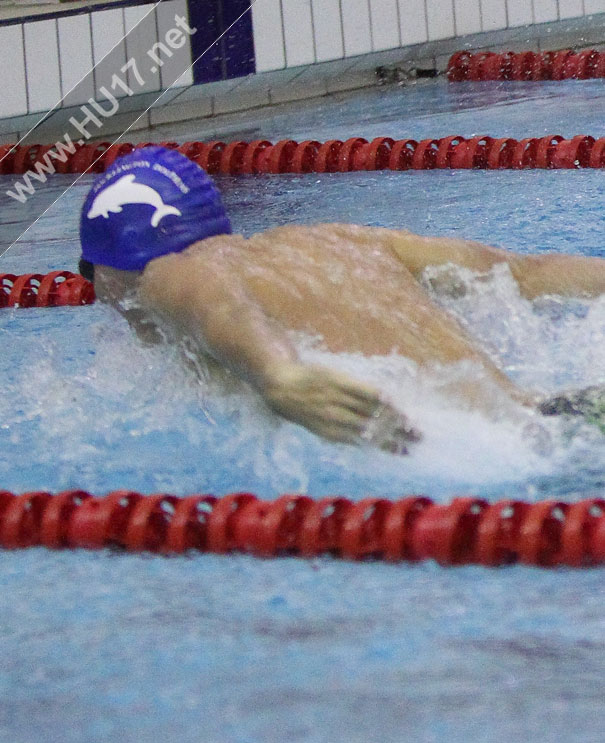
left=262, top=362, right=422, bottom=454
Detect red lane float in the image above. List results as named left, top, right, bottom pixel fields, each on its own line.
left=2, top=135, right=605, bottom=176
left=1, top=490, right=605, bottom=567
left=448, top=49, right=605, bottom=81
left=0, top=271, right=94, bottom=308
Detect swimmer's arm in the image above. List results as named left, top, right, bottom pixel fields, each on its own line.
left=140, top=254, right=297, bottom=387
left=506, top=252, right=605, bottom=299
left=140, top=254, right=420, bottom=450
left=388, top=231, right=605, bottom=299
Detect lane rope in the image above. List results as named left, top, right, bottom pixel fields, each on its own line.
left=1, top=490, right=604, bottom=567
left=447, top=49, right=605, bottom=81
left=1, top=134, right=604, bottom=177
left=0, top=271, right=94, bottom=308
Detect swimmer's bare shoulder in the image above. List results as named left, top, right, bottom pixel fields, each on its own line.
left=138, top=230, right=421, bottom=454
left=139, top=233, right=247, bottom=311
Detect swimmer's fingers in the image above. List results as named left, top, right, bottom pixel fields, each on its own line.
left=340, top=395, right=421, bottom=443
left=305, top=371, right=423, bottom=448
left=360, top=404, right=423, bottom=453
left=310, top=403, right=422, bottom=455
left=378, top=406, right=423, bottom=443
left=400, top=423, right=422, bottom=443
left=329, top=376, right=415, bottom=428
left=298, top=368, right=384, bottom=418
left=376, top=423, right=423, bottom=455
left=263, top=362, right=421, bottom=451
left=312, top=423, right=369, bottom=446
left=317, top=423, right=419, bottom=454
left=299, top=405, right=368, bottom=439
left=328, top=374, right=384, bottom=412
left=338, top=391, right=385, bottom=418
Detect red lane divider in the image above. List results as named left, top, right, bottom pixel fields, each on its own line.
left=2, top=134, right=605, bottom=176
left=0, top=272, right=94, bottom=308
left=448, top=49, right=605, bottom=81
left=1, top=490, right=605, bottom=567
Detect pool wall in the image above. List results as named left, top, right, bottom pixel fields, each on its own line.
left=1, top=1, right=605, bottom=144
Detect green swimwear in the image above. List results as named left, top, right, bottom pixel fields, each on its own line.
left=539, top=386, right=605, bottom=434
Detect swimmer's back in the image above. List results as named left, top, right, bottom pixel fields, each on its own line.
left=141, top=223, right=491, bottom=364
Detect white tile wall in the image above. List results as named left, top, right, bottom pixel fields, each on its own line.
left=558, top=0, right=585, bottom=19
left=2, top=0, right=605, bottom=128
left=369, top=0, right=401, bottom=51
left=251, top=0, right=286, bottom=72
left=399, top=0, right=428, bottom=45
left=427, top=0, right=456, bottom=39
left=124, top=4, right=161, bottom=94
left=0, top=25, right=27, bottom=118
left=251, top=0, right=600, bottom=73
left=58, top=14, right=95, bottom=107
left=282, top=0, right=315, bottom=67
left=91, top=8, right=127, bottom=99
left=507, top=0, right=533, bottom=26
left=155, top=0, right=194, bottom=89
left=533, top=0, right=559, bottom=22
left=0, top=2, right=185, bottom=124
left=24, top=20, right=62, bottom=114
left=342, top=0, right=372, bottom=56
left=454, top=0, right=482, bottom=36
left=585, top=0, right=605, bottom=14
left=311, top=0, right=344, bottom=62
left=480, top=0, right=507, bottom=30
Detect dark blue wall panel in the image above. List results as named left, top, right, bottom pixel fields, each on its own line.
left=188, top=0, right=255, bottom=85
left=222, top=0, right=256, bottom=79
left=188, top=0, right=223, bottom=84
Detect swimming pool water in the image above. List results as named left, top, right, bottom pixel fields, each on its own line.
left=1, top=79, right=605, bottom=743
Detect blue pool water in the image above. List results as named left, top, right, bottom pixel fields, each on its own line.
left=1, top=79, right=605, bottom=742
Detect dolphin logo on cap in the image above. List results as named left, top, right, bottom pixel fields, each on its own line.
left=87, top=173, right=182, bottom=228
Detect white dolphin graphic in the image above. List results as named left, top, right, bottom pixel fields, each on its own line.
left=87, top=173, right=182, bottom=228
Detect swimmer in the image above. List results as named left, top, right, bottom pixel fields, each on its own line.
left=79, top=147, right=605, bottom=453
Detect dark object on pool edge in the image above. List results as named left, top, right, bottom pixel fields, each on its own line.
left=1, top=490, right=605, bottom=568
left=1, top=133, right=605, bottom=177
left=0, top=271, right=94, bottom=308
left=447, top=49, right=605, bottom=81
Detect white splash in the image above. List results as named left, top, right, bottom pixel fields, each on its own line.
left=8, top=265, right=605, bottom=497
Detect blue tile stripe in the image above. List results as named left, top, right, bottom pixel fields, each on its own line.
left=188, top=0, right=223, bottom=83
left=187, top=0, right=255, bottom=85
left=222, top=0, right=256, bottom=80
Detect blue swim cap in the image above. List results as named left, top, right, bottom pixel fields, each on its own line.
left=80, top=146, right=231, bottom=271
